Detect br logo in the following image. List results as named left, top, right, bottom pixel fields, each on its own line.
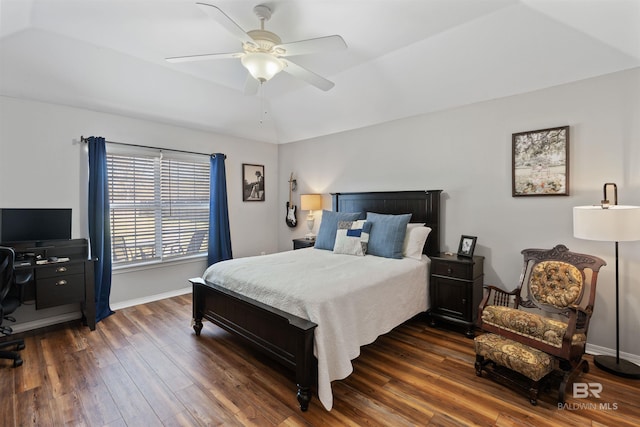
left=573, top=382, right=603, bottom=398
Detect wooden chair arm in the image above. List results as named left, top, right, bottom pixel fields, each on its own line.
left=477, top=285, right=521, bottom=328
left=567, top=304, right=593, bottom=330
left=479, top=285, right=520, bottom=309
left=484, top=284, right=519, bottom=296
left=567, top=304, right=592, bottom=315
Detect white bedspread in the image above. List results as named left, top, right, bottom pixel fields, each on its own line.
left=202, top=247, right=429, bottom=410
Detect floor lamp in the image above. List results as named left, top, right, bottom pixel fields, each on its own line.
left=573, top=183, right=640, bottom=379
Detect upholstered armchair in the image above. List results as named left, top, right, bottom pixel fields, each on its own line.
left=474, top=245, right=606, bottom=405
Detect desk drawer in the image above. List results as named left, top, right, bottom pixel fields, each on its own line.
left=36, top=274, right=85, bottom=309
left=36, top=263, right=84, bottom=279
left=431, top=261, right=473, bottom=280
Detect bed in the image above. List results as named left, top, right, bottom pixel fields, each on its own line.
left=190, top=190, right=442, bottom=411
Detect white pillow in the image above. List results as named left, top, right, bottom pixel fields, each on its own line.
left=403, top=224, right=431, bottom=260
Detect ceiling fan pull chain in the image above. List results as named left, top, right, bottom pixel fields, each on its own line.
left=259, top=82, right=266, bottom=125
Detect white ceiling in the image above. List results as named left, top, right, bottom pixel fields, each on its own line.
left=1, top=0, right=638, bottom=144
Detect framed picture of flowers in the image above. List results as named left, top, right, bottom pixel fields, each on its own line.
left=512, top=126, right=569, bottom=197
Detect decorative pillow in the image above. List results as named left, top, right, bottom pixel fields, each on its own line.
left=333, top=220, right=372, bottom=256
left=403, top=225, right=432, bottom=260
left=314, top=210, right=362, bottom=250
left=365, top=212, right=412, bottom=259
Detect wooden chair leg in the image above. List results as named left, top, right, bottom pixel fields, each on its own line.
left=475, top=354, right=486, bottom=376
left=558, top=359, right=589, bottom=404
left=528, top=380, right=541, bottom=405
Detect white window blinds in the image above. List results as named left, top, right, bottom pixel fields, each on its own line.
left=107, top=150, right=209, bottom=265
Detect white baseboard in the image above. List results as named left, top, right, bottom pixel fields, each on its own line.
left=586, top=343, right=640, bottom=365
left=8, top=287, right=192, bottom=334
left=10, top=312, right=83, bottom=334
left=110, top=286, right=192, bottom=311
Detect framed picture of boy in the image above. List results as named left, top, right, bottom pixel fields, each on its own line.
left=242, top=164, right=265, bottom=201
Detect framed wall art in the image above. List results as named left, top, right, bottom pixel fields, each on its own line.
left=242, top=163, right=265, bottom=201
left=457, top=235, right=477, bottom=258
left=512, top=126, right=569, bottom=197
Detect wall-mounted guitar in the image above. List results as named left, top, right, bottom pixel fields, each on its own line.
left=286, top=173, right=297, bottom=227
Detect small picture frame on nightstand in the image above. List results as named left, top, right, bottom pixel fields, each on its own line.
left=457, top=235, right=477, bottom=258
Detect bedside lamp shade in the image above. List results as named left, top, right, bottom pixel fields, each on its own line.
left=300, top=194, right=322, bottom=212
left=300, top=194, right=322, bottom=239
left=573, top=205, right=640, bottom=241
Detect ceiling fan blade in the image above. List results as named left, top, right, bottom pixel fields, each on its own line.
left=196, top=2, right=256, bottom=47
left=166, top=52, right=242, bottom=63
left=244, top=74, right=259, bottom=95
left=276, top=35, right=347, bottom=57
left=282, top=59, right=335, bottom=91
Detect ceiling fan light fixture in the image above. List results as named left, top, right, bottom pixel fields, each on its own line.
left=241, top=52, right=284, bottom=82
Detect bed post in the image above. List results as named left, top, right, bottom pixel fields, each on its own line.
left=293, top=319, right=316, bottom=411
left=191, top=278, right=205, bottom=335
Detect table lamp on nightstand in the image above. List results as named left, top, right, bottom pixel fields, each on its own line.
left=300, top=194, right=322, bottom=239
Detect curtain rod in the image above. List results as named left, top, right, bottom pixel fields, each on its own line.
left=80, top=136, right=224, bottom=158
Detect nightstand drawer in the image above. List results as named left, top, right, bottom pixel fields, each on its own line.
left=36, top=274, right=85, bottom=309
left=431, top=260, right=473, bottom=280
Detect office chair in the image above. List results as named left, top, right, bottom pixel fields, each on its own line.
left=0, top=246, right=25, bottom=367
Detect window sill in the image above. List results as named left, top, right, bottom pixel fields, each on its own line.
left=112, top=253, right=207, bottom=275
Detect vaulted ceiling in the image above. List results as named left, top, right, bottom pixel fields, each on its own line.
left=1, top=0, right=638, bottom=144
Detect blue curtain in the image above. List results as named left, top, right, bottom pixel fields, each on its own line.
left=87, top=136, right=115, bottom=323
left=208, top=153, right=233, bottom=265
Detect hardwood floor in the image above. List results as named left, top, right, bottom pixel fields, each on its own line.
left=2, top=294, right=639, bottom=426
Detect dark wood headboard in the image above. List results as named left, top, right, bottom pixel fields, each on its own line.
left=331, top=190, right=442, bottom=256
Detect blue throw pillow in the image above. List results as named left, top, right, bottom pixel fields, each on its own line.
left=366, top=212, right=412, bottom=259
left=314, top=210, right=362, bottom=250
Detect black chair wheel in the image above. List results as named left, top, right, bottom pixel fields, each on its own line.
left=13, top=358, right=23, bottom=368
left=16, top=343, right=25, bottom=351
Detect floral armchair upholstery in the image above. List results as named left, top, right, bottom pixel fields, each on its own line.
left=474, top=245, right=606, bottom=404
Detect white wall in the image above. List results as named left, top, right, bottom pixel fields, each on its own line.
left=278, top=68, right=640, bottom=359
left=0, top=96, right=279, bottom=326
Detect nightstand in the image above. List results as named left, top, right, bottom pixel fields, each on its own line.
left=293, top=238, right=316, bottom=250
left=428, top=252, right=484, bottom=338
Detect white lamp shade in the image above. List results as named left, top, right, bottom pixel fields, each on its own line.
left=241, top=52, right=284, bottom=82
left=573, top=205, right=640, bottom=242
left=300, top=194, right=322, bottom=211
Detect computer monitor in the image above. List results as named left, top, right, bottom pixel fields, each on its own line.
left=0, top=208, right=72, bottom=243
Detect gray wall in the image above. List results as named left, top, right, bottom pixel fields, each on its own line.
left=278, top=68, right=640, bottom=361
left=0, top=96, right=279, bottom=328
left=2, top=67, right=638, bottom=361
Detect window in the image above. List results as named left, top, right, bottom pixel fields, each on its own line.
left=106, top=149, right=209, bottom=265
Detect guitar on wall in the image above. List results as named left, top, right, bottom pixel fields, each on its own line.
left=286, top=173, right=297, bottom=228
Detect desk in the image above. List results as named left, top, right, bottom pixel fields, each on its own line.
left=8, top=239, right=96, bottom=331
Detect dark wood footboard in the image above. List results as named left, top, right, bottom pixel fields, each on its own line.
left=190, top=277, right=318, bottom=411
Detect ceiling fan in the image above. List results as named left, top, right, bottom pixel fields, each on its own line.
left=166, top=2, right=347, bottom=94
